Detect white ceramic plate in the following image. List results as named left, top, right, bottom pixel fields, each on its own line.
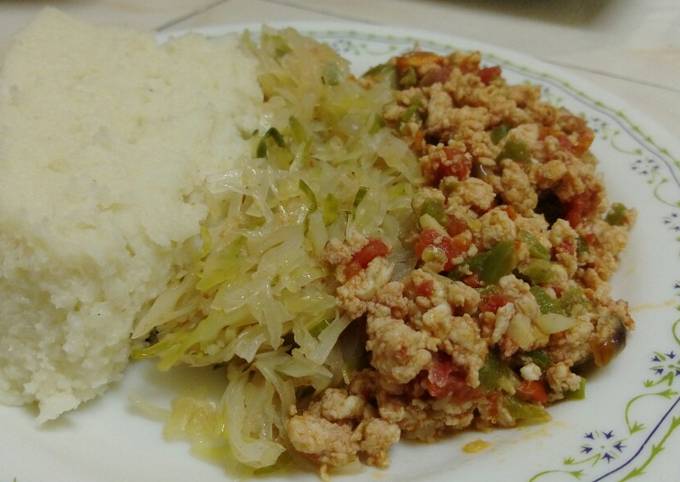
left=3, top=21, right=680, bottom=482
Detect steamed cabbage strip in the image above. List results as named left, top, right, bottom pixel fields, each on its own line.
left=131, top=28, right=420, bottom=470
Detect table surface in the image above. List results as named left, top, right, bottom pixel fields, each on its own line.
left=1, top=0, right=678, bottom=139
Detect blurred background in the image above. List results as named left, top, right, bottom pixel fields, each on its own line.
left=1, top=0, right=678, bottom=137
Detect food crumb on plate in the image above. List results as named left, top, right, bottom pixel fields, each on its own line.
left=462, top=439, right=491, bottom=453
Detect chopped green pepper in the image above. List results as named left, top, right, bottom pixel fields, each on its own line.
left=363, top=62, right=397, bottom=87
left=519, top=259, right=557, bottom=285
left=531, top=285, right=589, bottom=316
left=478, top=352, right=500, bottom=390
left=605, top=202, right=627, bottom=226
left=496, top=137, right=530, bottom=162
left=566, top=378, right=587, bottom=400
left=469, top=241, right=518, bottom=285
left=504, top=397, right=551, bottom=425
left=446, top=267, right=465, bottom=281
left=479, top=352, right=518, bottom=393
left=419, top=198, right=447, bottom=225
left=524, top=349, right=552, bottom=370
left=490, top=124, right=510, bottom=144
left=559, top=287, right=591, bottom=315
left=576, top=236, right=589, bottom=255
left=520, top=231, right=550, bottom=260
left=467, top=252, right=487, bottom=277
left=399, top=67, right=418, bottom=88
left=363, top=62, right=392, bottom=78
left=401, top=103, right=422, bottom=123
left=530, top=286, right=564, bottom=315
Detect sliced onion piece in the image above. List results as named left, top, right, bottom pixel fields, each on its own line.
left=536, top=313, right=578, bottom=334
left=507, top=313, right=535, bottom=350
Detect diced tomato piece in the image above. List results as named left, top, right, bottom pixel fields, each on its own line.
left=573, top=129, right=595, bottom=156
left=557, top=132, right=592, bottom=156
left=428, top=355, right=454, bottom=387
left=446, top=234, right=472, bottom=266
left=415, top=279, right=434, bottom=298
left=411, top=129, right=426, bottom=154
left=583, top=232, right=597, bottom=246
left=434, top=147, right=471, bottom=184
left=353, top=239, right=390, bottom=267
left=343, top=262, right=362, bottom=280
left=439, top=237, right=469, bottom=271
left=479, top=66, right=502, bottom=85
left=463, top=273, right=482, bottom=288
left=436, top=161, right=471, bottom=183
left=415, top=229, right=470, bottom=271
left=396, top=51, right=443, bottom=72
left=559, top=114, right=587, bottom=131
left=544, top=116, right=594, bottom=158
left=426, top=376, right=453, bottom=399
left=425, top=355, right=479, bottom=401
left=419, top=65, right=453, bottom=87
left=344, top=239, right=390, bottom=279
left=479, top=293, right=510, bottom=313
left=556, top=133, right=572, bottom=152
left=554, top=239, right=576, bottom=256
left=517, top=380, right=549, bottom=404
left=565, top=191, right=597, bottom=228
left=456, top=55, right=480, bottom=74
left=415, top=229, right=440, bottom=258
left=557, top=115, right=595, bottom=156
left=446, top=215, right=468, bottom=237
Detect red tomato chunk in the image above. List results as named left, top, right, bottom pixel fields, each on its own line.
left=517, top=380, right=549, bottom=404
left=425, top=355, right=479, bottom=401
left=344, top=239, right=390, bottom=279
left=415, top=279, right=434, bottom=297
left=415, top=229, right=470, bottom=271
left=479, top=65, right=501, bottom=85
left=479, top=293, right=510, bottom=313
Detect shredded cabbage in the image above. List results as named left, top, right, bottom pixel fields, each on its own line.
left=131, top=27, right=420, bottom=470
